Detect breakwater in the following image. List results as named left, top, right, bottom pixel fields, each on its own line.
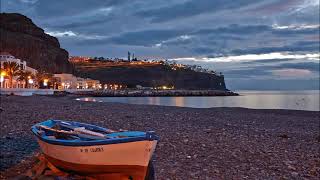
left=73, top=89, right=239, bottom=97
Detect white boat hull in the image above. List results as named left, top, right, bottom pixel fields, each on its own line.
left=37, top=139, right=157, bottom=177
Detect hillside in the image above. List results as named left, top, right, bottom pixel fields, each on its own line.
left=74, top=60, right=227, bottom=90
left=0, top=13, right=73, bottom=73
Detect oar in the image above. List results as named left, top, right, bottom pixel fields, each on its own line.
left=59, top=121, right=116, bottom=134
left=38, top=125, right=109, bottom=140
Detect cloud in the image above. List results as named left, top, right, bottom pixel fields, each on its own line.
left=152, top=35, right=194, bottom=48
left=136, top=0, right=261, bottom=23
left=271, top=68, right=314, bottom=77
left=45, top=30, right=106, bottom=40
left=170, top=52, right=320, bottom=63
left=248, top=0, right=301, bottom=14
left=19, top=0, right=38, bottom=4
left=192, top=24, right=270, bottom=35
left=78, top=29, right=187, bottom=46
left=32, top=0, right=126, bottom=18
left=272, top=24, right=320, bottom=30
left=222, top=62, right=319, bottom=80
left=276, top=62, right=320, bottom=72
left=240, top=59, right=295, bottom=64
left=226, top=78, right=319, bottom=90
left=45, top=30, right=77, bottom=37
left=223, top=68, right=271, bottom=78
left=231, top=40, right=320, bottom=55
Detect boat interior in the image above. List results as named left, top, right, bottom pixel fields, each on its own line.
left=32, top=120, right=150, bottom=143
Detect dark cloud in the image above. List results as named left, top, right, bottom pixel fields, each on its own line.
left=226, top=78, right=319, bottom=90
left=248, top=0, right=301, bottom=14
left=232, top=40, right=320, bottom=55
left=272, top=28, right=319, bottom=36
left=278, top=62, right=320, bottom=72
left=110, top=30, right=185, bottom=46
left=47, top=18, right=112, bottom=30
left=223, top=62, right=319, bottom=79
left=192, top=47, right=215, bottom=54
left=240, top=59, right=296, bottom=64
left=136, top=0, right=261, bottom=23
left=223, top=68, right=271, bottom=78
left=32, top=0, right=128, bottom=17
left=78, top=29, right=187, bottom=46
left=193, top=24, right=319, bottom=37
left=192, top=24, right=270, bottom=35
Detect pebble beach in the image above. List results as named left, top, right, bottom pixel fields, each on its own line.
left=0, top=95, right=319, bottom=179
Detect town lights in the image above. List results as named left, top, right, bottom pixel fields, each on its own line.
left=27, top=76, right=33, bottom=84
left=28, top=79, right=34, bottom=84
left=0, top=71, right=6, bottom=83
left=43, top=79, right=48, bottom=86
left=1, top=71, right=6, bottom=76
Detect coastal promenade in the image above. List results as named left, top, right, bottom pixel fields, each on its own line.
left=74, top=89, right=239, bottom=97
left=0, top=88, right=94, bottom=96
left=0, top=88, right=238, bottom=97
left=0, top=95, right=319, bottom=179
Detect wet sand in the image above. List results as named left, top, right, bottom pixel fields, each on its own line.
left=0, top=95, right=319, bottom=179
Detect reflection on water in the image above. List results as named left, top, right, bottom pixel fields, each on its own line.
left=76, top=90, right=320, bottom=111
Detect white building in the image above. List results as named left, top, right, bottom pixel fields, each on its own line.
left=0, top=53, right=26, bottom=70
left=54, top=73, right=101, bottom=90
left=0, top=52, right=38, bottom=88
left=54, top=73, right=78, bottom=89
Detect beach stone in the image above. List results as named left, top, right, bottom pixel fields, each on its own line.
left=11, top=175, right=32, bottom=180
left=0, top=95, right=319, bottom=179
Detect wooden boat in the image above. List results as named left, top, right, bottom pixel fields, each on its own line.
left=31, top=120, right=159, bottom=179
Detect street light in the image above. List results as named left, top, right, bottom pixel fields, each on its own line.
left=0, top=71, right=6, bottom=87
left=43, top=79, right=48, bottom=86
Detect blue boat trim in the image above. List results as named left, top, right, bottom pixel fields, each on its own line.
left=31, top=119, right=159, bottom=147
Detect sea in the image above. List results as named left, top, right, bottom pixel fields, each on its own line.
left=76, top=90, right=320, bottom=111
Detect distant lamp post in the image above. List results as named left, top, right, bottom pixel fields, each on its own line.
left=0, top=72, right=5, bottom=82
left=28, top=79, right=34, bottom=84
left=0, top=71, right=6, bottom=88
left=43, top=79, right=49, bottom=86
left=0, top=71, right=6, bottom=77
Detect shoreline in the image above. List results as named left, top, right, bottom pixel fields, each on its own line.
left=0, top=88, right=239, bottom=97
left=75, top=97, right=320, bottom=112
left=0, top=95, right=319, bottom=179
left=73, top=89, right=239, bottom=97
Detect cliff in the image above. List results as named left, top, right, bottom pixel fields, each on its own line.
left=0, top=13, right=73, bottom=73
left=74, top=61, right=227, bottom=90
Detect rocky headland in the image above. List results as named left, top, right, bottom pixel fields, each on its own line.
left=0, top=13, right=73, bottom=73
left=74, top=60, right=227, bottom=90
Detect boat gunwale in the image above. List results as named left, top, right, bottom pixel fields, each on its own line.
left=31, top=119, right=159, bottom=147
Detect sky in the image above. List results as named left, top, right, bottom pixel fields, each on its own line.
left=1, top=0, right=319, bottom=90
